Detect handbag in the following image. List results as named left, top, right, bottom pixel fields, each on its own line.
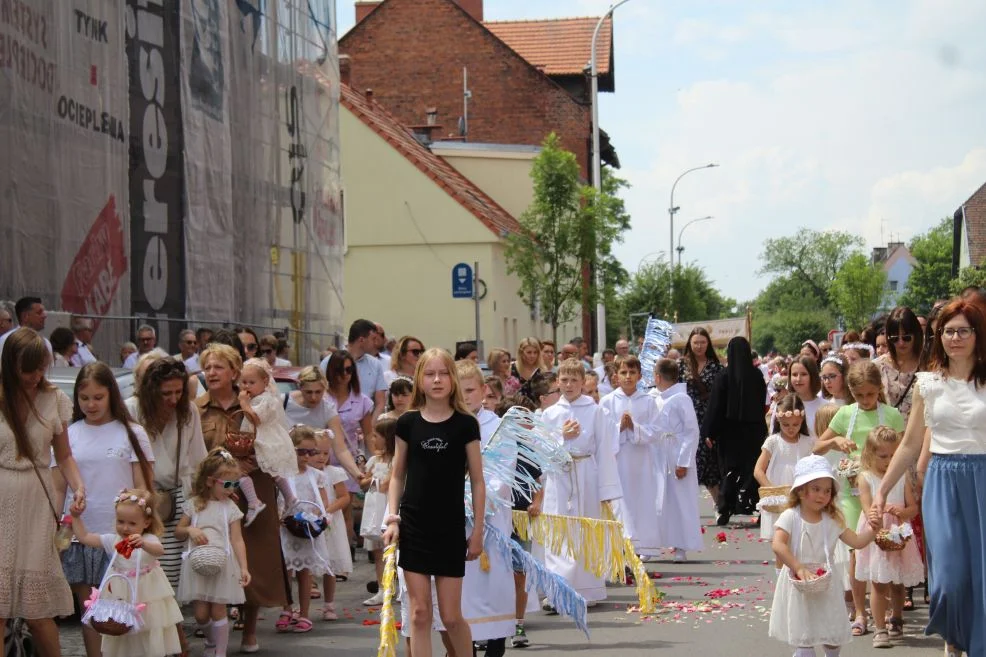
left=224, top=409, right=256, bottom=459
left=155, top=423, right=182, bottom=523
left=82, top=551, right=145, bottom=636
left=30, top=462, right=65, bottom=552
left=360, top=478, right=387, bottom=539
left=3, top=619, right=33, bottom=657
left=185, top=506, right=229, bottom=576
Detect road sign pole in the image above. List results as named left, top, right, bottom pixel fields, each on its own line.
left=474, top=261, right=482, bottom=361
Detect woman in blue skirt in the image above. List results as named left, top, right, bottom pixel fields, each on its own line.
left=872, top=297, right=986, bottom=657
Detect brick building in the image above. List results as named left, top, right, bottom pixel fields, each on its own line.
left=953, top=181, right=986, bottom=274
left=341, top=0, right=617, bottom=180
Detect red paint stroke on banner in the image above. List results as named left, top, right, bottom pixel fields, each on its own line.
left=60, top=196, right=128, bottom=331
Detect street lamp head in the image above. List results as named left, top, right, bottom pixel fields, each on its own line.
left=706, top=163, right=719, bottom=168
left=671, top=206, right=680, bottom=213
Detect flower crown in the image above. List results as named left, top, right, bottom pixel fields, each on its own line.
left=115, top=490, right=153, bottom=515
left=842, top=342, right=874, bottom=357
left=393, top=375, right=414, bottom=385
left=778, top=409, right=805, bottom=418
left=821, top=354, right=845, bottom=368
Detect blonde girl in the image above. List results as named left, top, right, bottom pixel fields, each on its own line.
left=69, top=488, right=183, bottom=657
left=769, top=456, right=876, bottom=657
left=276, top=426, right=334, bottom=632
left=384, top=348, right=485, bottom=657
left=511, top=337, right=543, bottom=386
left=307, top=427, right=352, bottom=620
left=236, top=358, right=299, bottom=525
left=175, top=449, right=251, bottom=657
left=755, top=395, right=814, bottom=541
left=854, top=426, right=922, bottom=648
left=359, top=417, right=396, bottom=606
left=813, top=361, right=905, bottom=636
left=819, top=355, right=854, bottom=406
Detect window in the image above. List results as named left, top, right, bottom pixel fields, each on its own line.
left=889, top=280, right=898, bottom=292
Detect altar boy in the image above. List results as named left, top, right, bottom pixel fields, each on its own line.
left=599, top=355, right=665, bottom=560
left=650, top=358, right=703, bottom=562
left=541, top=358, right=622, bottom=606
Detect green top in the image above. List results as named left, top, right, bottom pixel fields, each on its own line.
left=828, top=402, right=905, bottom=529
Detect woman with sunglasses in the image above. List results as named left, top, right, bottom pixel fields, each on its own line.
left=384, top=335, right=425, bottom=386
left=326, top=351, right=375, bottom=547
left=195, top=343, right=288, bottom=653
left=876, top=307, right=924, bottom=422
left=236, top=327, right=260, bottom=361
left=872, top=298, right=986, bottom=657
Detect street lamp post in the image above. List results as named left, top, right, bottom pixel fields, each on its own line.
left=668, top=163, right=718, bottom=305
left=591, top=0, right=631, bottom=354
left=675, top=216, right=713, bottom=264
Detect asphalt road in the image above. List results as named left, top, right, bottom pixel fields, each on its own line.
left=58, top=494, right=944, bottom=656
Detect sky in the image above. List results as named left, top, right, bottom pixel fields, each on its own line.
left=336, top=0, right=986, bottom=303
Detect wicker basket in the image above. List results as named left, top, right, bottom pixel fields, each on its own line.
left=85, top=573, right=142, bottom=636
left=757, top=485, right=791, bottom=514
left=224, top=409, right=256, bottom=458
left=875, top=530, right=911, bottom=552
left=788, top=562, right=832, bottom=595
left=282, top=501, right=329, bottom=539
left=188, top=544, right=227, bottom=576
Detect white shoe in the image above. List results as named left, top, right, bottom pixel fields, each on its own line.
left=363, top=591, right=385, bottom=606
left=243, top=502, right=267, bottom=527
left=640, top=555, right=656, bottom=563
left=673, top=549, right=687, bottom=563
left=540, top=598, right=557, bottom=614
left=585, top=600, right=598, bottom=608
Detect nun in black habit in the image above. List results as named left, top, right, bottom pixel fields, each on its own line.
left=701, top=336, right=768, bottom=526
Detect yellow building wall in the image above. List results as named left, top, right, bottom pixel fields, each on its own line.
left=341, top=107, right=579, bottom=357
left=434, top=146, right=537, bottom=221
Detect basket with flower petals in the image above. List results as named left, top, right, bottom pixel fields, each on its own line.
left=757, top=486, right=790, bottom=514
left=875, top=523, right=913, bottom=552
left=789, top=564, right=832, bottom=594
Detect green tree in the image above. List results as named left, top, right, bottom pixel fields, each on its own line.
left=830, top=253, right=887, bottom=330
left=950, top=265, right=986, bottom=295
left=752, top=309, right=835, bottom=354
left=899, top=218, right=954, bottom=313
left=759, top=229, right=864, bottom=311
left=754, top=274, right=827, bottom=314
left=505, top=134, right=629, bottom=344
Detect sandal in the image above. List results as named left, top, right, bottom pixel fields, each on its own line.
left=888, top=617, right=904, bottom=637
left=322, top=603, right=338, bottom=621
left=275, top=610, right=297, bottom=633
left=293, top=617, right=313, bottom=633
left=851, top=617, right=868, bottom=636
left=873, top=629, right=891, bottom=648
left=311, top=586, right=322, bottom=600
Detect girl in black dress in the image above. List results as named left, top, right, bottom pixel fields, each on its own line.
left=383, top=348, right=486, bottom=657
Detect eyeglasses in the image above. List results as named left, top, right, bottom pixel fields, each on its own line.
left=138, top=336, right=155, bottom=343
left=941, top=327, right=975, bottom=340
left=887, top=334, right=914, bottom=343
left=295, top=448, right=317, bottom=456
left=244, top=343, right=258, bottom=352
left=820, top=374, right=839, bottom=382
left=547, top=388, right=561, bottom=395
left=213, top=478, right=240, bottom=489
left=407, top=348, right=424, bottom=357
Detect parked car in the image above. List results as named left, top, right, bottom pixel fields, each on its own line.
left=48, top=367, right=135, bottom=400
left=272, top=366, right=303, bottom=395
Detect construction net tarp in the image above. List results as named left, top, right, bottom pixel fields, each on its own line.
left=0, top=0, right=343, bottom=359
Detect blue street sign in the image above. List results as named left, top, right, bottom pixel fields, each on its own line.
left=452, top=262, right=474, bottom=298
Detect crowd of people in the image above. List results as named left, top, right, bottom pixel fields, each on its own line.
left=1, top=289, right=985, bottom=657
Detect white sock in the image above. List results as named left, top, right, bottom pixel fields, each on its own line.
left=239, top=476, right=260, bottom=508
left=211, top=618, right=230, bottom=657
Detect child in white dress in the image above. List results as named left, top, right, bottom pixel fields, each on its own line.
left=308, top=427, right=352, bottom=620
left=237, top=358, right=299, bottom=525
left=276, top=426, right=334, bottom=632
left=175, top=449, right=251, bottom=657
left=359, top=418, right=395, bottom=606
left=69, top=488, right=184, bottom=657
left=769, top=456, right=876, bottom=657
left=754, top=395, right=815, bottom=541
left=853, top=426, right=923, bottom=648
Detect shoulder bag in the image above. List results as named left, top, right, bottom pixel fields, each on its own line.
left=155, top=422, right=182, bottom=523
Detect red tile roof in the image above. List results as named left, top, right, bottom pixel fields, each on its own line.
left=485, top=16, right=612, bottom=77
left=961, top=181, right=986, bottom=267
left=339, top=84, right=522, bottom=237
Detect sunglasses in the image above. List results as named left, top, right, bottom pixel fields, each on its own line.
left=342, top=365, right=355, bottom=374
left=887, top=334, right=914, bottom=343
left=213, top=478, right=240, bottom=489
left=407, top=348, right=424, bottom=356
left=244, top=343, right=258, bottom=352
left=259, top=348, right=273, bottom=355
left=295, top=448, right=318, bottom=456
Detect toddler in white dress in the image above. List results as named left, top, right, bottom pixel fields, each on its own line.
left=237, top=358, right=300, bottom=525
left=754, top=395, right=815, bottom=541
left=308, top=427, right=352, bottom=620
left=769, top=456, right=876, bottom=657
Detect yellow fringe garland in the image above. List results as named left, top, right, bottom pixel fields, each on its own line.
left=376, top=543, right=399, bottom=657
left=512, top=510, right=662, bottom=614
left=479, top=550, right=490, bottom=572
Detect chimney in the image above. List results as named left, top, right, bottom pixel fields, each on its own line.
left=355, top=1, right=382, bottom=24
left=365, top=88, right=374, bottom=102
left=339, top=55, right=352, bottom=87
left=426, top=107, right=438, bottom=126
left=454, top=0, right=483, bottom=22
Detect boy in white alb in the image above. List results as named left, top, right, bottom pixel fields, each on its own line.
left=459, top=361, right=514, bottom=657
left=650, top=358, right=704, bottom=562
left=599, top=355, right=664, bottom=559
left=540, top=358, right=622, bottom=605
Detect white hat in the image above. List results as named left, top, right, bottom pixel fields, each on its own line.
left=791, top=455, right=837, bottom=490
